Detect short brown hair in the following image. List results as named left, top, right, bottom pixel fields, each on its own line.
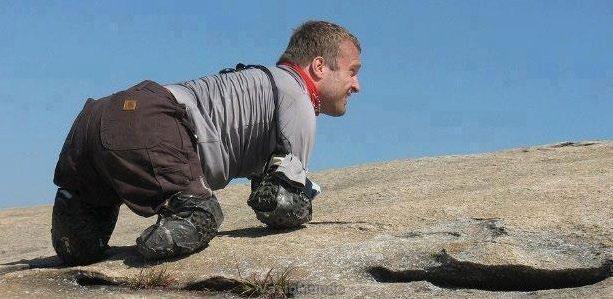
left=277, top=20, right=361, bottom=70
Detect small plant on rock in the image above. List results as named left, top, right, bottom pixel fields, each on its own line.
left=234, top=263, right=296, bottom=298
left=127, top=266, right=177, bottom=289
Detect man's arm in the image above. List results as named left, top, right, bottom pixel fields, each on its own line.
left=247, top=66, right=320, bottom=228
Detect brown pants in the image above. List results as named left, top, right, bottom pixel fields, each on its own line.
left=54, top=80, right=210, bottom=217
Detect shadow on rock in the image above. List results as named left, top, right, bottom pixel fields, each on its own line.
left=218, top=226, right=303, bottom=238
left=1, top=255, right=64, bottom=275
left=106, top=244, right=212, bottom=268
left=105, top=245, right=146, bottom=267
left=2, top=225, right=305, bottom=274
left=1, top=245, right=175, bottom=273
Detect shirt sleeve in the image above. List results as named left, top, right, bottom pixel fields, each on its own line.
left=271, top=77, right=316, bottom=187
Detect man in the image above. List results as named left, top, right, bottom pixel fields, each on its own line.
left=51, top=20, right=361, bottom=265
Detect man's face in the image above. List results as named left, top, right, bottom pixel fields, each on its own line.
left=319, top=40, right=361, bottom=117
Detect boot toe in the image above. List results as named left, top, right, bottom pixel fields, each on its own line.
left=136, top=224, right=177, bottom=259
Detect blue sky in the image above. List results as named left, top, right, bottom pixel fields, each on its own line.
left=1, top=1, right=611, bottom=209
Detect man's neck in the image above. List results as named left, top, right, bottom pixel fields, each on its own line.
left=278, top=61, right=321, bottom=115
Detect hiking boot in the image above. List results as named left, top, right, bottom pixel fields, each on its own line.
left=136, top=193, right=223, bottom=260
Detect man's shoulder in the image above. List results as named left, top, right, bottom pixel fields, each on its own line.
left=269, top=66, right=312, bottom=112
left=269, top=66, right=302, bottom=91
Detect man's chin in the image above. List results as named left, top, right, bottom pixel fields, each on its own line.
left=323, top=108, right=346, bottom=117
left=320, top=100, right=347, bottom=116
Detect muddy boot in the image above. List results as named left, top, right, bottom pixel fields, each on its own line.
left=253, top=186, right=312, bottom=229
left=136, top=193, right=223, bottom=260
left=249, top=173, right=313, bottom=229
left=51, top=188, right=120, bottom=266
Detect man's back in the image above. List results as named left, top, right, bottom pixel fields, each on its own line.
left=165, top=65, right=316, bottom=190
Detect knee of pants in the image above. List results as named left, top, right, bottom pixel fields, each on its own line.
left=51, top=189, right=119, bottom=266
left=166, top=193, right=224, bottom=228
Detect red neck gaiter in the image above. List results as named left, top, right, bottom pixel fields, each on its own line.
left=278, top=61, right=320, bottom=115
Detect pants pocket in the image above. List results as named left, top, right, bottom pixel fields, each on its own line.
left=99, top=91, right=163, bottom=150
left=150, top=142, right=192, bottom=192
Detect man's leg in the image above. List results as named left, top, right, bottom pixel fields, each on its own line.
left=136, top=192, right=223, bottom=259
left=93, top=80, right=222, bottom=260
left=52, top=98, right=122, bottom=266
left=51, top=189, right=120, bottom=266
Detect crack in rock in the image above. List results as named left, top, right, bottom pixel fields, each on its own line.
left=182, top=276, right=245, bottom=292
left=536, top=141, right=599, bottom=151
left=400, top=218, right=506, bottom=240
left=362, top=218, right=612, bottom=292
left=307, top=218, right=611, bottom=294
left=70, top=269, right=300, bottom=297
left=549, top=141, right=598, bottom=148
left=309, top=221, right=391, bottom=231
left=398, top=231, right=461, bottom=238
left=368, top=255, right=612, bottom=291
left=482, top=219, right=508, bottom=237
left=72, top=270, right=123, bottom=287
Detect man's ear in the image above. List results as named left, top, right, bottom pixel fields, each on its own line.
left=309, top=56, right=326, bottom=81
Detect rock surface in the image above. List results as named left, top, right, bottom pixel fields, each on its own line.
left=0, top=140, right=611, bottom=298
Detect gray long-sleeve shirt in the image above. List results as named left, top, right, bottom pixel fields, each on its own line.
left=164, top=65, right=316, bottom=191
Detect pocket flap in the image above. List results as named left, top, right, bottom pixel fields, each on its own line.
left=100, top=93, right=162, bottom=150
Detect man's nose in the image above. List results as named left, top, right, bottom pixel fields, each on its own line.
left=352, top=77, right=360, bottom=93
